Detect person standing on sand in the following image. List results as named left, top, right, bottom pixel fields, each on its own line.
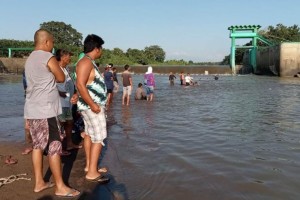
left=76, top=34, right=110, bottom=183
left=24, top=29, right=80, bottom=198
left=55, top=49, right=81, bottom=155
left=21, top=70, right=33, bottom=155
left=121, top=64, right=133, bottom=106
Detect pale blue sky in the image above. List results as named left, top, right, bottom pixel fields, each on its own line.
left=0, top=0, right=299, bottom=62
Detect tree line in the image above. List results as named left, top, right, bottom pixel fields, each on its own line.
left=0, top=21, right=217, bottom=66
left=1, top=22, right=299, bottom=66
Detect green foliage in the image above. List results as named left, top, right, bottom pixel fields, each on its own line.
left=144, top=45, right=166, bottom=63
left=40, top=21, right=83, bottom=47
left=0, top=39, right=34, bottom=57
left=260, top=24, right=300, bottom=43
left=126, top=48, right=148, bottom=65
left=165, top=59, right=188, bottom=65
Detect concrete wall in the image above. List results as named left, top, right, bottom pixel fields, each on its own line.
left=0, top=57, right=26, bottom=74
left=249, top=42, right=300, bottom=77
left=256, top=45, right=280, bottom=76
left=280, top=43, right=300, bottom=77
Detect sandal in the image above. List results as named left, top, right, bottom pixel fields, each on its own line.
left=5, top=155, right=18, bottom=165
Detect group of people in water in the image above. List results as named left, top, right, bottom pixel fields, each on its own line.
left=169, top=71, right=198, bottom=86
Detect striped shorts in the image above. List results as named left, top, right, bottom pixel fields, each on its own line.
left=81, top=105, right=107, bottom=145
left=28, top=117, right=63, bottom=156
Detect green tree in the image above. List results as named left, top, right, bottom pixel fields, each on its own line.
left=144, top=45, right=165, bottom=63
left=260, top=24, right=300, bottom=43
left=40, top=21, right=83, bottom=47
left=126, top=48, right=148, bottom=65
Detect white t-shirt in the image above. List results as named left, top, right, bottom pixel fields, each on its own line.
left=57, top=67, right=74, bottom=108
left=185, top=75, right=192, bottom=83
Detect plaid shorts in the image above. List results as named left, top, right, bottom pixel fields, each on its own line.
left=81, top=105, right=107, bottom=145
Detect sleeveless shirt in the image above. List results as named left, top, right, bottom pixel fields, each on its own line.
left=77, top=56, right=107, bottom=111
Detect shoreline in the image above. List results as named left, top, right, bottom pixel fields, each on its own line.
left=0, top=140, right=116, bottom=200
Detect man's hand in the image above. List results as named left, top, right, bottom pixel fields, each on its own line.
left=90, top=103, right=101, bottom=113
left=70, top=93, right=78, bottom=104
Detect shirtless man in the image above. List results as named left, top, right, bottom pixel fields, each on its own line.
left=24, top=29, right=80, bottom=198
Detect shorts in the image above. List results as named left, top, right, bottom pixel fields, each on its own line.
left=28, top=117, right=63, bottom=156
left=80, top=106, right=107, bottom=145
left=123, top=86, right=132, bottom=96
left=107, top=89, right=113, bottom=93
left=113, top=81, right=119, bottom=93
left=57, top=107, right=73, bottom=122
left=146, top=86, right=154, bottom=95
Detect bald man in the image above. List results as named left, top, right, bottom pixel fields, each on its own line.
left=24, top=29, right=80, bottom=198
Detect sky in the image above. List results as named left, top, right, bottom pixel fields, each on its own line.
left=0, top=0, right=299, bottom=62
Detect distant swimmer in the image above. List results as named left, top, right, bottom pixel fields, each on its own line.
left=293, top=72, right=300, bottom=78
left=214, top=75, right=219, bottom=80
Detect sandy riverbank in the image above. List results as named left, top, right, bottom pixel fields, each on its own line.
left=0, top=140, right=122, bottom=200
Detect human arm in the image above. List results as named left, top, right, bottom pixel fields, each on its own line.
left=48, top=56, right=65, bottom=83
left=76, top=58, right=100, bottom=113
left=129, top=75, right=133, bottom=88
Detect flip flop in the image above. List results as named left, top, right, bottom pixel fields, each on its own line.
left=84, top=167, right=108, bottom=174
left=34, top=182, right=55, bottom=193
left=55, top=189, right=81, bottom=198
left=66, top=145, right=83, bottom=151
left=5, top=156, right=18, bottom=165
left=85, top=175, right=110, bottom=184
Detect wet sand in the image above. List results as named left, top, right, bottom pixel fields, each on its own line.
left=0, top=140, right=122, bottom=200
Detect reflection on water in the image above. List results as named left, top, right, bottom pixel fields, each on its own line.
left=1, top=74, right=300, bottom=200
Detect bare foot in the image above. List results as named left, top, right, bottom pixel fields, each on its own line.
left=21, top=147, right=33, bottom=155
left=84, top=167, right=108, bottom=173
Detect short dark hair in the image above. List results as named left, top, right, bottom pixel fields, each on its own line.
left=109, top=63, right=113, bottom=67
left=55, top=49, right=73, bottom=61
left=124, top=64, right=129, bottom=70
left=83, top=34, right=104, bottom=54
left=138, top=83, right=143, bottom=87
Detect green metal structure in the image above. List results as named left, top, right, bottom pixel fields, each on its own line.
left=7, top=48, right=34, bottom=58
left=228, top=25, right=274, bottom=74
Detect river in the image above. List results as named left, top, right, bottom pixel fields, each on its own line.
left=1, top=74, right=300, bottom=200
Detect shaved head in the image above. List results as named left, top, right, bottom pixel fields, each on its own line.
left=34, top=29, right=53, bottom=46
